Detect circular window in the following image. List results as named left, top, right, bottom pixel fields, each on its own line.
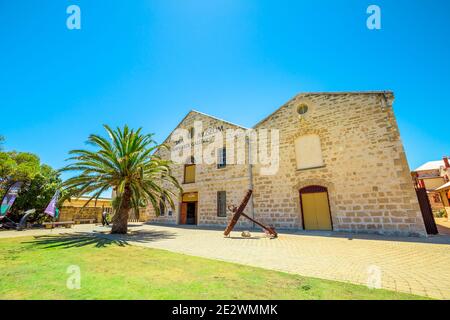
left=297, top=104, right=309, bottom=115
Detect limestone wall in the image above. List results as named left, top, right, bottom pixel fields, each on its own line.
left=252, top=92, right=426, bottom=236
left=58, top=206, right=103, bottom=222
left=144, top=111, right=252, bottom=228
left=145, top=92, right=427, bottom=236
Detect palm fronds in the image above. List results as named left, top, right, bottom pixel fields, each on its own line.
left=61, top=125, right=181, bottom=233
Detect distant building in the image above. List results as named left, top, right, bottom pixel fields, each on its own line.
left=412, top=157, right=450, bottom=212
left=435, top=182, right=450, bottom=221
left=59, top=197, right=112, bottom=223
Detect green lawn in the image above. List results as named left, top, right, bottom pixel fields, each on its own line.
left=0, top=234, right=426, bottom=300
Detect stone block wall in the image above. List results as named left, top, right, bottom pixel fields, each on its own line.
left=252, top=92, right=426, bottom=236
left=145, top=92, right=427, bottom=236
left=58, top=206, right=103, bottom=222
left=144, top=111, right=252, bottom=228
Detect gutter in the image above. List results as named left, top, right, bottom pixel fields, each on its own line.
left=246, top=136, right=255, bottom=228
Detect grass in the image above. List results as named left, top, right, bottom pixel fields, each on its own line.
left=0, top=234, right=427, bottom=300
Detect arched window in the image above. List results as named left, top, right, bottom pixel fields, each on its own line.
left=294, top=134, right=324, bottom=170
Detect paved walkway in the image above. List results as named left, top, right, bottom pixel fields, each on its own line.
left=1, top=223, right=450, bottom=299
left=436, top=218, right=450, bottom=236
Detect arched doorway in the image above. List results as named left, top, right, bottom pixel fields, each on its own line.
left=299, top=186, right=333, bottom=231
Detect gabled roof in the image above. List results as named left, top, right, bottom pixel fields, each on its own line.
left=161, top=91, right=395, bottom=142
left=252, top=91, right=394, bottom=128
left=414, top=160, right=444, bottom=172
left=191, top=110, right=249, bottom=129
left=160, top=110, right=247, bottom=145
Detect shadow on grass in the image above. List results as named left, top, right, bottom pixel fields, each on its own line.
left=26, top=229, right=177, bottom=249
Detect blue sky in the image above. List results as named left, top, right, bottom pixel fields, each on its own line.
left=1, top=0, right=449, bottom=179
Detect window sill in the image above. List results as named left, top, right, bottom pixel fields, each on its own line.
left=296, top=165, right=326, bottom=172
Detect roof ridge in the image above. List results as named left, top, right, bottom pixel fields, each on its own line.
left=190, top=109, right=249, bottom=129
left=160, top=109, right=248, bottom=146
left=413, top=160, right=445, bottom=172
left=161, top=91, right=396, bottom=144
left=252, top=91, right=394, bottom=128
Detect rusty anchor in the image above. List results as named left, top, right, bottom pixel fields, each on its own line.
left=224, top=190, right=278, bottom=238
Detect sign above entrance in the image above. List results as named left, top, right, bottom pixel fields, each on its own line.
left=182, top=192, right=198, bottom=202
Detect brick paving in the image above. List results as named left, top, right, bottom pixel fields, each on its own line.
left=436, top=218, right=450, bottom=236
left=1, top=223, right=449, bottom=299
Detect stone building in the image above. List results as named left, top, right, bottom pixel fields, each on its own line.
left=411, top=158, right=450, bottom=212
left=143, top=91, right=427, bottom=236
left=435, top=182, right=450, bottom=221
left=59, top=197, right=112, bottom=223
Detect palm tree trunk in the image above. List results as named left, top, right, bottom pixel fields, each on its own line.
left=111, top=185, right=131, bottom=234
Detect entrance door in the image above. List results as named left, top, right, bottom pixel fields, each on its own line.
left=300, top=186, right=332, bottom=231
left=180, top=192, right=198, bottom=225
left=180, top=203, right=188, bottom=225
left=186, top=202, right=197, bottom=225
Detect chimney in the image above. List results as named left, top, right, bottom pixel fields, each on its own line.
left=443, top=156, right=450, bottom=169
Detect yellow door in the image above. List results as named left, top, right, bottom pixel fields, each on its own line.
left=301, top=193, right=318, bottom=230
left=301, top=192, right=332, bottom=231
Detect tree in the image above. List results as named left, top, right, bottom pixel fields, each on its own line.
left=0, top=148, right=63, bottom=222
left=9, top=164, right=64, bottom=222
left=0, top=151, right=41, bottom=197
left=62, top=125, right=181, bottom=234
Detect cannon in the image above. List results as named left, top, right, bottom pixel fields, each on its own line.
left=224, top=190, right=277, bottom=238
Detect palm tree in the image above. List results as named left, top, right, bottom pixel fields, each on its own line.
left=62, top=125, right=181, bottom=234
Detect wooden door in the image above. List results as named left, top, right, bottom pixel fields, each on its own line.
left=300, top=186, right=332, bottom=231
left=180, top=203, right=188, bottom=225
left=301, top=193, right=318, bottom=230
left=314, top=192, right=332, bottom=230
